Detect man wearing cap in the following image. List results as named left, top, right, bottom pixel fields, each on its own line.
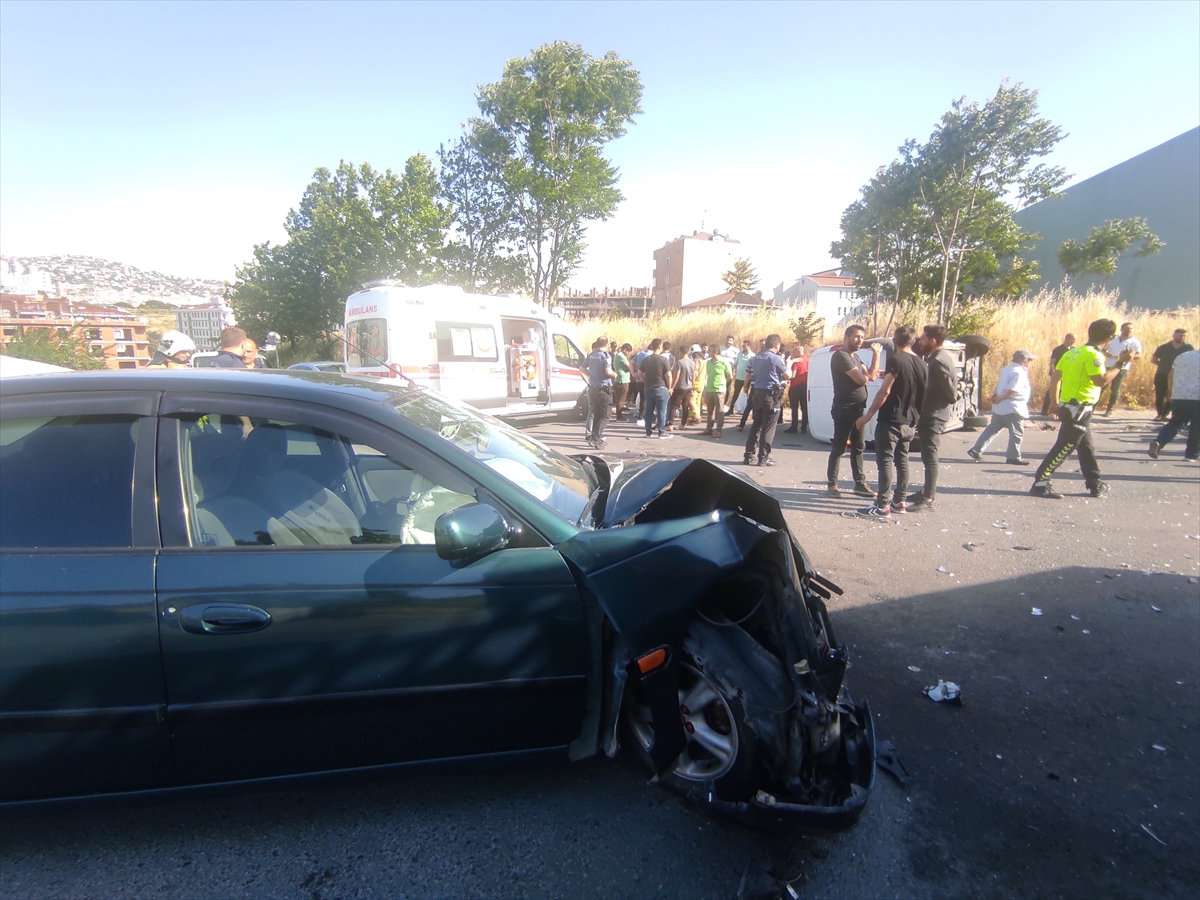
left=1031, top=318, right=1132, bottom=499
left=968, top=350, right=1035, bottom=465
left=1150, top=329, right=1194, bottom=419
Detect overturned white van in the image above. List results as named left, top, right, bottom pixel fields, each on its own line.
left=806, top=337, right=989, bottom=442
left=344, top=283, right=589, bottom=419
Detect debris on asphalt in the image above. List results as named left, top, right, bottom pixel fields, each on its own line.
left=1071, top=615, right=1080, bottom=620
left=908, top=665, right=921, bottom=672
left=1012, top=546, right=1034, bottom=551
left=1152, top=744, right=1167, bottom=752
left=1141, top=824, right=1167, bottom=846
left=991, top=521, right=1009, bottom=529
left=1082, top=629, right=1091, bottom=634
left=937, top=564, right=949, bottom=573
left=1151, top=605, right=1162, bottom=612
left=1048, top=772, right=1060, bottom=780
left=1031, top=607, right=1043, bottom=616
left=924, top=680, right=962, bottom=704
left=963, top=541, right=977, bottom=551
left=875, top=740, right=912, bottom=785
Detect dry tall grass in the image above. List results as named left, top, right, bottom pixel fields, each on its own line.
left=570, top=287, right=1199, bottom=410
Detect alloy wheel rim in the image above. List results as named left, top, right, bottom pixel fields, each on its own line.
left=629, top=663, right=738, bottom=781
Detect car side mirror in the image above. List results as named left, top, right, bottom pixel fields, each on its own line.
left=434, top=503, right=512, bottom=561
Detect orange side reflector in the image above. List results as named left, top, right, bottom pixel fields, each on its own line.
left=636, top=648, right=667, bottom=674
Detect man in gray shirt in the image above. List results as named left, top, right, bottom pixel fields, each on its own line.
left=668, top=347, right=697, bottom=430
left=907, top=324, right=958, bottom=511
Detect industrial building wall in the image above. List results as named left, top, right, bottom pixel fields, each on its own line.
left=1014, top=127, right=1199, bottom=309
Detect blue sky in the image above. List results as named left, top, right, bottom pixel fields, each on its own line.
left=2, top=0, right=1197, bottom=293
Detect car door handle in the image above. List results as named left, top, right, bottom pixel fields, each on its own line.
left=179, top=604, right=272, bottom=635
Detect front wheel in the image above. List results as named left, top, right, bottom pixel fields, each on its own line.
left=623, top=658, right=759, bottom=800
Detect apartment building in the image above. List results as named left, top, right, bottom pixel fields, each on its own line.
left=0, top=293, right=150, bottom=369
left=652, top=231, right=743, bottom=309
left=773, top=269, right=865, bottom=328
left=175, top=305, right=229, bottom=349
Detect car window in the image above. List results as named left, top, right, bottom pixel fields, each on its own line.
left=554, top=334, right=583, bottom=368
left=0, top=415, right=138, bottom=548
left=179, top=414, right=474, bottom=548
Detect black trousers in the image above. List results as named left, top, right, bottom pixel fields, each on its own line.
left=1035, top=403, right=1102, bottom=489
left=744, top=389, right=780, bottom=461
left=1154, top=371, right=1171, bottom=417
left=787, top=383, right=808, bottom=430
left=727, top=379, right=746, bottom=413
left=1154, top=399, right=1199, bottom=459
left=874, top=420, right=913, bottom=506
left=587, top=386, right=612, bottom=442
left=827, top=404, right=866, bottom=485
left=916, top=414, right=948, bottom=499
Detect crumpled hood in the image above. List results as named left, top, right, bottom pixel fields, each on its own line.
left=600, top=457, right=788, bottom=532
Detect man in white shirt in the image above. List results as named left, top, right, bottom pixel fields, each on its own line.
left=968, top=350, right=1035, bottom=464
left=1149, top=348, right=1200, bottom=461
left=1101, top=322, right=1141, bottom=416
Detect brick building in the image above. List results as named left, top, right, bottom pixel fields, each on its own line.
left=1, top=293, right=150, bottom=369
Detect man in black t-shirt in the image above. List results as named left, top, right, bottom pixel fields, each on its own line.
left=1151, top=329, right=1194, bottom=419
left=855, top=325, right=926, bottom=517
left=826, top=325, right=880, bottom=497
left=639, top=339, right=674, bottom=439
left=908, top=324, right=957, bottom=510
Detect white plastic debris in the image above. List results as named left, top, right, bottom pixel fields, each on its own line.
left=923, top=680, right=962, bottom=704
left=1151, top=605, right=1162, bottom=612
left=1031, top=607, right=1043, bottom=616
left=908, top=665, right=921, bottom=672
left=1071, top=615, right=1081, bottom=620
left=937, top=565, right=949, bottom=573
left=1152, top=744, right=1167, bottom=752
left=1082, top=629, right=1091, bottom=634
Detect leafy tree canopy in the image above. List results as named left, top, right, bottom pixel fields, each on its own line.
left=721, top=258, right=759, bottom=294
left=832, top=82, right=1068, bottom=327
left=2, top=328, right=106, bottom=369
left=474, top=41, right=643, bottom=305
left=1058, top=217, right=1165, bottom=282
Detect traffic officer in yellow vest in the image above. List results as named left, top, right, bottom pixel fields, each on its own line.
left=1030, top=318, right=1132, bottom=499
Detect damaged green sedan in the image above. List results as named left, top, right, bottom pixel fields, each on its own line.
left=0, top=370, right=873, bottom=829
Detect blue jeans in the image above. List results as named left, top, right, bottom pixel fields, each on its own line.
left=645, top=387, right=670, bottom=436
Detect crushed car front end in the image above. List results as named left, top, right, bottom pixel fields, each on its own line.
left=557, top=458, right=875, bottom=832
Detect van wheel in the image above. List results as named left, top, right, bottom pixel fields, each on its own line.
left=960, top=335, right=991, bottom=359
left=961, top=415, right=990, bottom=431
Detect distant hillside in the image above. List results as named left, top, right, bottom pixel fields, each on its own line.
left=1, top=255, right=227, bottom=307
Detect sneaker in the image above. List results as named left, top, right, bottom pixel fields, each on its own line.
left=1101, top=409, right=1113, bottom=417
left=1005, top=459, right=1031, bottom=466
left=758, top=457, right=775, bottom=467
left=905, top=492, right=934, bottom=511
left=857, top=503, right=891, bottom=518
left=892, top=501, right=908, bottom=514
left=1029, top=482, right=1063, bottom=500
left=826, top=483, right=842, bottom=498
left=1148, top=441, right=1160, bottom=459
left=967, top=449, right=983, bottom=462
left=659, top=433, right=674, bottom=440
left=1090, top=481, right=1110, bottom=498
left=712, top=429, right=722, bottom=438
left=853, top=482, right=874, bottom=498
left=596, top=439, right=607, bottom=449
left=743, top=454, right=755, bottom=465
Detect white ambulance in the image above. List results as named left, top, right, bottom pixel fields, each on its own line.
left=806, top=336, right=990, bottom=442
left=343, top=282, right=589, bottom=418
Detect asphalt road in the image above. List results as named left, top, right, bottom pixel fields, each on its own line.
left=2, top=408, right=1197, bottom=899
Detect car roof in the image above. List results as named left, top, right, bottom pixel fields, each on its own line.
left=0, top=368, right=410, bottom=421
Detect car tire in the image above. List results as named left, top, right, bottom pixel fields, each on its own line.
left=622, top=651, right=759, bottom=801
left=961, top=414, right=990, bottom=431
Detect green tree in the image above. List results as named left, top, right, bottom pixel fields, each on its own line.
left=2, top=328, right=106, bottom=369
left=721, top=258, right=759, bottom=293
left=1058, top=217, right=1165, bottom=284
left=438, top=122, right=526, bottom=293
left=474, top=41, right=643, bottom=306
left=832, top=82, right=1068, bottom=325
left=789, top=311, right=826, bottom=346
left=232, top=156, right=450, bottom=350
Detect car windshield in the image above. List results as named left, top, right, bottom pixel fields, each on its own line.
left=389, top=389, right=594, bottom=525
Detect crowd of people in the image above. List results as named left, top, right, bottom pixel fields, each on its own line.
left=579, top=317, right=1198, bottom=511
left=146, top=326, right=266, bottom=370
